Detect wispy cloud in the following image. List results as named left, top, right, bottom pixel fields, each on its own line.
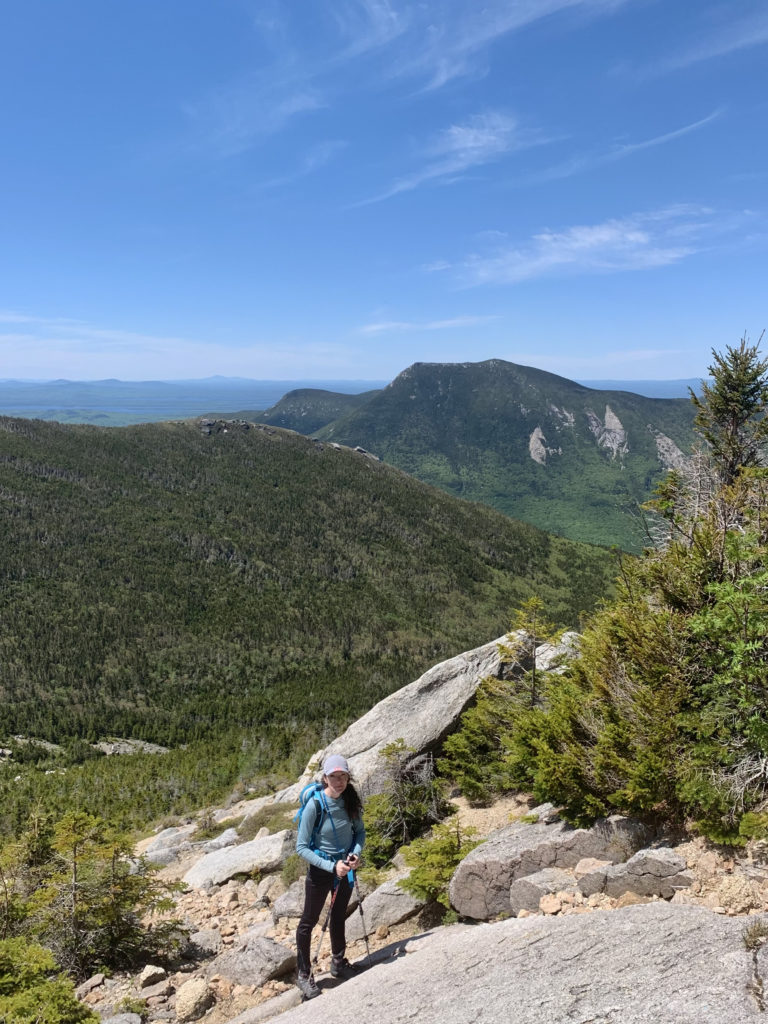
left=360, top=314, right=499, bottom=334
left=256, top=140, right=348, bottom=189
left=524, top=110, right=722, bottom=184
left=391, top=0, right=632, bottom=90
left=651, top=7, right=768, bottom=75
left=455, top=205, right=726, bottom=285
left=359, top=111, right=540, bottom=204
left=181, top=0, right=632, bottom=158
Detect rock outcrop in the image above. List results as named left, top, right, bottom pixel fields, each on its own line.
left=274, top=636, right=508, bottom=800
left=280, top=904, right=768, bottom=1024
left=183, top=830, right=294, bottom=889
left=449, top=810, right=649, bottom=919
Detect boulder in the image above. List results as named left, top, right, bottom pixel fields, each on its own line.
left=509, top=867, right=579, bottom=915
left=345, top=875, right=426, bottom=943
left=75, top=973, right=105, bottom=999
left=450, top=813, right=649, bottom=919
left=276, top=904, right=768, bottom=1024
left=145, top=824, right=196, bottom=854
left=271, top=879, right=305, bottom=922
left=101, top=1016, right=142, bottom=1024
left=175, top=977, right=214, bottom=1022
left=203, top=827, right=240, bottom=852
left=274, top=636, right=508, bottom=800
left=186, top=929, right=222, bottom=956
left=602, top=848, right=695, bottom=899
left=138, top=964, right=167, bottom=988
left=183, top=830, right=294, bottom=889
left=204, top=935, right=296, bottom=987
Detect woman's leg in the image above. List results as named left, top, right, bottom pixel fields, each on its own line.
left=296, top=866, right=334, bottom=975
left=328, top=875, right=353, bottom=957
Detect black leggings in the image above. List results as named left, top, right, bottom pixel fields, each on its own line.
left=295, top=863, right=353, bottom=975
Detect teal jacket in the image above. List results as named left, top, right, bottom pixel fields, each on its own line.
left=296, top=791, right=365, bottom=873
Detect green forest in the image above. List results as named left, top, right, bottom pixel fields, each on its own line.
left=0, top=416, right=615, bottom=834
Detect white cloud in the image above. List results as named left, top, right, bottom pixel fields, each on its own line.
left=457, top=206, right=721, bottom=285
left=525, top=110, right=722, bottom=184
left=360, top=315, right=499, bottom=334
left=359, top=111, right=538, bottom=204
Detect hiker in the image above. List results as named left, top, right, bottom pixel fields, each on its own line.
left=295, top=754, right=365, bottom=1000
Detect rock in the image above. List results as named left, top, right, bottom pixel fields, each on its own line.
left=450, top=813, right=649, bottom=919
left=141, top=978, right=173, bottom=999
left=274, top=636, right=508, bottom=800
left=75, top=973, right=105, bottom=999
left=509, top=868, right=579, bottom=914
left=144, top=847, right=180, bottom=867
left=204, top=935, right=296, bottom=987
left=256, top=873, right=286, bottom=906
left=275, top=904, right=767, bottom=1024
left=573, top=857, right=612, bottom=879
left=139, top=964, right=167, bottom=988
left=145, top=825, right=197, bottom=854
left=713, top=873, right=762, bottom=914
left=599, top=848, right=695, bottom=899
left=345, top=876, right=425, bottom=942
left=224, top=988, right=303, bottom=1023
left=615, top=891, right=652, bottom=908
left=101, top=1016, right=142, bottom=1024
left=235, top=921, right=274, bottom=944
left=175, top=977, right=214, bottom=1022
left=183, top=830, right=294, bottom=889
left=204, top=827, right=240, bottom=852
left=271, top=879, right=305, bottom=922
left=534, top=632, right=579, bottom=673
left=187, top=927, right=223, bottom=956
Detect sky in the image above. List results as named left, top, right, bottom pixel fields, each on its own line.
left=1, top=0, right=766, bottom=382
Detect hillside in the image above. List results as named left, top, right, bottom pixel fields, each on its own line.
left=311, top=360, right=697, bottom=552
left=254, top=387, right=382, bottom=434
left=0, top=415, right=615, bottom=832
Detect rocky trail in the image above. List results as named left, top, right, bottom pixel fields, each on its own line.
left=75, top=636, right=768, bottom=1024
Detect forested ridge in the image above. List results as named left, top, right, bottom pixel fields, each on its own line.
left=0, top=415, right=615, bottom=833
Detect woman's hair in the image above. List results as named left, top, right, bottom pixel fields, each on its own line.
left=322, top=773, right=363, bottom=819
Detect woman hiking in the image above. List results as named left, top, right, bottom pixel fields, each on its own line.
left=294, top=754, right=365, bottom=1000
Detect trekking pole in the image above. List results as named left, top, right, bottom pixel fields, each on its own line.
left=352, top=872, right=372, bottom=966
left=312, top=877, right=341, bottom=967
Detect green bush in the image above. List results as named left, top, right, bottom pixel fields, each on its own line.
left=363, top=741, right=452, bottom=867
left=399, top=818, right=481, bottom=910
left=0, top=937, right=97, bottom=1023
left=281, top=854, right=305, bottom=887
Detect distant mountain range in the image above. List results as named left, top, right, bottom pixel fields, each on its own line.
left=0, top=377, right=387, bottom=425
left=0, top=374, right=700, bottom=427
left=259, top=360, right=697, bottom=552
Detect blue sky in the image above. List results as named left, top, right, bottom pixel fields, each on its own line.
left=1, top=0, right=766, bottom=381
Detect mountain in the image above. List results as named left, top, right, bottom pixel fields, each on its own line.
left=313, top=360, right=697, bottom=552
left=253, top=387, right=383, bottom=434
left=0, top=414, right=615, bottom=830
left=577, top=378, right=701, bottom=398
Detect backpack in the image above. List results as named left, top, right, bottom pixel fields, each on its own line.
left=293, top=782, right=328, bottom=851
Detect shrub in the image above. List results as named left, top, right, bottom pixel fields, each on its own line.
left=363, top=741, right=452, bottom=867
left=237, top=804, right=296, bottom=842
left=399, top=818, right=481, bottom=910
left=0, top=936, right=97, bottom=1023
left=281, top=854, right=305, bottom=887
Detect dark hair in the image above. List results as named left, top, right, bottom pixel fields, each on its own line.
left=342, top=781, right=362, bottom=820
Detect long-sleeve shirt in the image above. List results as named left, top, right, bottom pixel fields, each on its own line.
left=296, top=791, right=365, bottom=873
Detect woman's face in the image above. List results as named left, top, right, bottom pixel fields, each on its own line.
left=325, top=771, right=349, bottom=798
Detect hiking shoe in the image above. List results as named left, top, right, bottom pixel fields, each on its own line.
left=330, top=955, right=360, bottom=980
left=296, top=973, right=321, bottom=1000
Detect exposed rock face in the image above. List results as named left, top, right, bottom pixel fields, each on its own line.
left=279, top=904, right=766, bottom=1024
left=653, top=428, right=688, bottom=470
left=587, top=405, right=629, bottom=458
left=275, top=636, right=508, bottom=800
left=509, top=867, right=579, bottom=914
left=270, top=879, right=305, bottom=923
left=183, top=830, right=294, bottom=889
left=449, top=812, right=649, bottom=919
left=528, top=426, right=561, bottom=465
